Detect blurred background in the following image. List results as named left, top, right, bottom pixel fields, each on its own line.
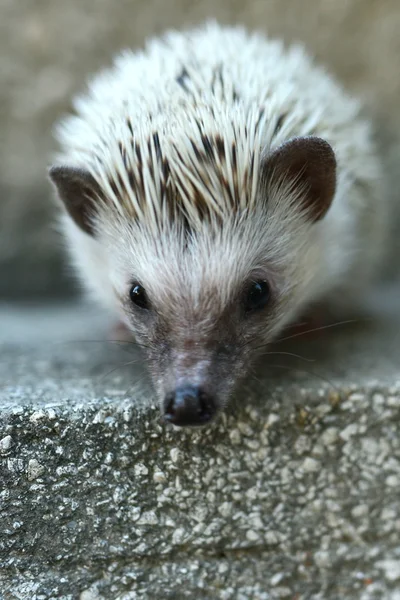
left=1, top=0, right=399, bottom=301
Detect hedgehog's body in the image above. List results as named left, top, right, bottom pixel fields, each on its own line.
left=50, top=23, right=387, bottom=426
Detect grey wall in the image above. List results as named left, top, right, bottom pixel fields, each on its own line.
left=1, top=0, right=400, bottom=299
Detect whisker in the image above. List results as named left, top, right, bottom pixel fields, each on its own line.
left=51, top=339, right=151, bottom=352
left=97, top=358, right=144, bottom=383
left=248, top=365, right=263, bottom=384
left=267, top=363, right=340, bottom=393
left=275, top=319, right=362, bottom=343
left=259, top=350, right=315, bottom=363
left=122, top=373, right=152, bottom=399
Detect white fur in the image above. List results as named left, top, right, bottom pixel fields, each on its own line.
left=53, top=22, right=387, bottom=329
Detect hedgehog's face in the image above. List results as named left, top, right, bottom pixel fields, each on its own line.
left=127, top=280, right=272, bottom=427
left=115, top=232, right=288, bottom=428
left=50, top=135, right=336, bottom=427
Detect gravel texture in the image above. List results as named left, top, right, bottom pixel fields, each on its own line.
left=0, top=293, right=400, bottom=599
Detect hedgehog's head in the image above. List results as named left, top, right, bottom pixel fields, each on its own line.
left=50, top=132, right=336, bottom=427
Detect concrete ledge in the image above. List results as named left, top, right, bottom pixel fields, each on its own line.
left=1, top=296, right=400, bottom=599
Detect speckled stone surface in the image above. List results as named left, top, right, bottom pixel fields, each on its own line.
left=1, top=295, right=400, bottom=599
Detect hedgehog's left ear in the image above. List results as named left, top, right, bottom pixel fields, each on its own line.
left=261, top=136, right=336, bottom=221
left=49, top=166, right=104, bottom=235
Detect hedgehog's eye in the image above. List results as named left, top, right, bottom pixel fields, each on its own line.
left=244, top=280, right=270, bottom=313
left=129, top=283, right=150, bottom=310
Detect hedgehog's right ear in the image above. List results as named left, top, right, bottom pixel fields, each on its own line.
left=49, top=166, right=103, bottom=235
left=261, top=136, right=337, bottom=222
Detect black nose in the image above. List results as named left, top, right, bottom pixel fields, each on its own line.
left=163, top=386, right=216, bottom=427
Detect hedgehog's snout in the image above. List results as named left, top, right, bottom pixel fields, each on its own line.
left=163, top=385, right=216, bottom=427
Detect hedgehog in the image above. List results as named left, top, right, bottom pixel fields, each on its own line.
left=49, top=22, right=388, bottom=427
